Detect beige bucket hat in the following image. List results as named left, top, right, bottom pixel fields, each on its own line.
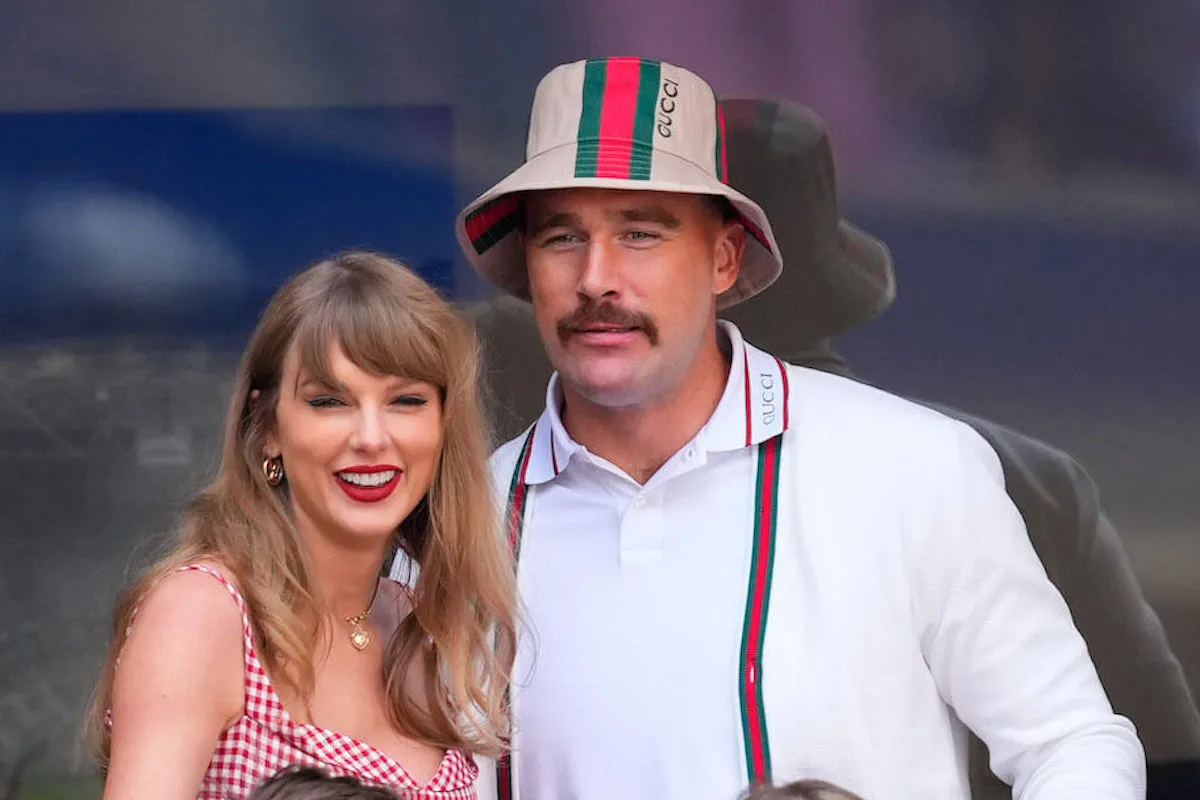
left=456, top=57, right=784, bottom=308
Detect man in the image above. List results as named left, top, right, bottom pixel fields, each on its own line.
left=449, top=58, right=1146, bottom=798
left=466, top=94, right=1200, bottom=798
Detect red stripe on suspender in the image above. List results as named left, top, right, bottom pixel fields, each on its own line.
left=740, top=434, right=781, bottom=786
left=774, top=356, right=790, bottom=431
left=743, top=343, right=753, bottom=447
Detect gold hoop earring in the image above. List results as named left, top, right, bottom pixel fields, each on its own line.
left=262, top=456, right=284, bottom=487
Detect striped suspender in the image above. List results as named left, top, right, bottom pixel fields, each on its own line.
left=497, top=425, right=783, bottom=797
left=496, top=427, right=537, bottom=800
left=740, top=433, right=783, bottom=786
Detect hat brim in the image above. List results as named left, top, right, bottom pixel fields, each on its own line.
left=457, top=142, right=783, bottom=309
left=834, top=219, right=896, bottom=324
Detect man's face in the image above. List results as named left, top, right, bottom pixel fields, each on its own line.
left=522, top=188, right=745, bottom=409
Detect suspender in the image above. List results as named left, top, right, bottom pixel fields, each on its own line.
left=496, top=427, right=537, bottom=800
left=497, top=424, right=783, bottom=796
left=740, top=433, right=783, bottom=785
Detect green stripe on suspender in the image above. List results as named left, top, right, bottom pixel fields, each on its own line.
left=498, top=426, right=782, bottom=794
left=740, top=433, right=782, bottom=786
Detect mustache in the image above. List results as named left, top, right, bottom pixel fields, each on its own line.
left=555, top=300, right=659, bottom=345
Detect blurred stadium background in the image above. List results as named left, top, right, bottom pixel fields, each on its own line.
left=1, top=2, right=1197, bottom=797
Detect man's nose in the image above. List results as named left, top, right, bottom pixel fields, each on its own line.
left=577, top=238, right=622, bottom=300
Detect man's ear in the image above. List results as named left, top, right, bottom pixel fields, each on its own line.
left=712, top=222, right=747, bottom=297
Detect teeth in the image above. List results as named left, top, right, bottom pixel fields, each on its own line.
left=337, top=470, right=397, bottom=487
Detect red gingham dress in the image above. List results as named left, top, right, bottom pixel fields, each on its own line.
left=111, top=563, right=479, bottom=800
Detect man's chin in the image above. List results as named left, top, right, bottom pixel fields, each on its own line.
left=561, top=370, right=657, bottom=409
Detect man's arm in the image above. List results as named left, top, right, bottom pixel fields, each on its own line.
left=933, top=408, right=1200, bottom=798
left=1072, top=506, right=1200, bottom=797
left=913, top=423, right=1145, bottom=798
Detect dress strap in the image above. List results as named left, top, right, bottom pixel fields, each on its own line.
left=174, top=563, right=286, bottom=726
left=175, top=563, right=258, bottom=666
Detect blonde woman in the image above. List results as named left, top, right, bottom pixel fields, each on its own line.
left=90, top=252, right=517, bottom=800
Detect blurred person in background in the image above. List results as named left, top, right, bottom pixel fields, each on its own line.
left=90, top=252, right=516, bottom=800
left=470, top=94, right=1200, bottom=799
left=446, top=57, right=1144, bottom=799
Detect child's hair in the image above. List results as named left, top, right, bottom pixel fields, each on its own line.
left=743, top=778, right=866, bottom=800
left=246, top=766, right=403, bottom=800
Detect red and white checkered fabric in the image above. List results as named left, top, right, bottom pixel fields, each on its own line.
left=113, top=563, right=478, bottom=799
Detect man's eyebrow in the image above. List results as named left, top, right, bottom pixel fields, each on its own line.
left=526, top=211, right=581, bottom=238
left=614, top=205, right=681, bottom=228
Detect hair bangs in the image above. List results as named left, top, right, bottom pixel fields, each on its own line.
left=289, top=273, right=449, bottom=395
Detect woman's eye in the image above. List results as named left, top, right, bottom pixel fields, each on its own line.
left=306, top=396, right=345, bottom=409
left=393, top=395, right=429, bottom=408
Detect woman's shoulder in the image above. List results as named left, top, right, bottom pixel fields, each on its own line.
left=110, top=560, right=247, bottom=732
left=125, top=561, right=249, bottom=661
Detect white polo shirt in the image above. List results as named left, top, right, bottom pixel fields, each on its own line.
left=500, top=329, right=782, bottom=800
left=470, top=323, right=1144, bottom=800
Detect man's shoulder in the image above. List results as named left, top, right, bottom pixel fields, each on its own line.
left=921, top=401, right=1099, bottom=521
left=783, top=362, right=967, bottom=438
left=781, top=362, right=1006, bottom=481
left=929, top=403, right=1088, bottom=481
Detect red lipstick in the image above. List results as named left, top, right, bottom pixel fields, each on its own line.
left=335, top=465, right=402, bottom=503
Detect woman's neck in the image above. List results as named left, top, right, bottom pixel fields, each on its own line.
left=299, top=526, right=389, bottom=620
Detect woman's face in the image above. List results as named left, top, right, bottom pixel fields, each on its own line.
left=265, top=342, right=443, bottom=549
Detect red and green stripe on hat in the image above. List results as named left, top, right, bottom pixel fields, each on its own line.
left=465, top=57, right=766, bottom=254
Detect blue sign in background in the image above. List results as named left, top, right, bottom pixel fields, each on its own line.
left=0, top=105, right=456, bottom=341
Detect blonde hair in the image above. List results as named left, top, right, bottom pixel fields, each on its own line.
left=89, top=252, right=517, bottom=762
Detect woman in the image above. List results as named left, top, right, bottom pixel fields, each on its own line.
left=89, top=252, right=517, bottom=799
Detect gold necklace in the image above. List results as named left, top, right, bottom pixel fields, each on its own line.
left=345, top=609, right=372, bottom=651
left=344, top=580, right=381, bottom=651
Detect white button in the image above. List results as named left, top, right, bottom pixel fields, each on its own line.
left=634, top=494, right=647, bottom=509
left=684, top=447, right=695, bottom=460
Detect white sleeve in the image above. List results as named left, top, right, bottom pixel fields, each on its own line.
left=914, top=424, right=1146, bottom=799
left=388, top=548, right=420, bottom=588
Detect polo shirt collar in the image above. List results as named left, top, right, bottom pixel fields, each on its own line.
left=700, top=321, right=792, bottom=453
left=520, top=321, right=791, bottom=485
left=520, top=373, right=581, bottom=486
